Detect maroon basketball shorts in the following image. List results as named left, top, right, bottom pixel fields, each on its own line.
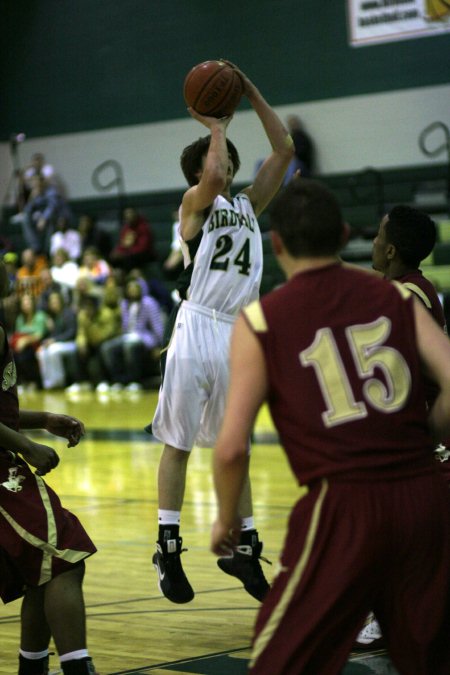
left=0, top=453, right=96, bottom=603
left=250, top=472, right=450, bottom=675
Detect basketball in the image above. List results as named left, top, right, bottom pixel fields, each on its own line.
left=183, top=60, right=244, bottom=118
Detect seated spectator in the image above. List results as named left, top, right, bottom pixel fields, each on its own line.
left=109, top=207, right=157, bottom=272
left=16, top=248, right=48, bottom=298
left=22, top=152, right=58, bottom=191
left=0, top=252, right=19, bottom=334
left=3, top=251, right=19, bottom=291
left=36, top=290, right=78, bottom=390
left=72, top=276, right=102, bottom=311
left=36, top=268, right=69, bottom=311
left=77, top=246, right=111, bottom=286
left=77, top=213, right=113, bottom=261
left=68, top=287, right=122, bottom=393
left=21, top=175, right=69, bottom=255
left=100, top=278, right=164, bottom=390
left=50, top=216, right=82, bottom=261
left=10, top=292, right=48, bottom=389
left=0, top=234, right=12, bottom=256
left=126, top=267, right=149, bottom=297
left=14, top=152, right=58, bottom=211
left=128, top=266, right=173, bottom=318
left=107, top=266, right=127, bottom=295
left=50, top=248, right=79, bottom=295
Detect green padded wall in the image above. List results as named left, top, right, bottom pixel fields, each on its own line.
left=1, top=0, right=449, bottom=139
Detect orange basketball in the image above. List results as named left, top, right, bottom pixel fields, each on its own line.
left=183, top=60, right=244, bottom=118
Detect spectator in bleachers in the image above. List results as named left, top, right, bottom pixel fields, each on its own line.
left=10, top=292, right=48, bottom=390
left=77, top=213, right=113, bottom=261
left=13, top=152, right=58, bottom=212
left=109, top=207, right=157, bottom=272
left=3, top=252, right=19, bottom=290
left=36, top=268, right=70, bottom=312
left=125, top=267, right=149, bottom=297
left=22, top=152, right=57, bottom=190
left=36, top=290, right=78, bottom=390
left=99, top=278, right=164, bottom=391
left=50, top=215, right=82, bottom=261
left=50, top=248, right=80, bottom=297
left=77, top=246, right=111, bottom=286
left=0, top=253, right=19, bottom=333
left=124, top=265, right=173, bottom=319
left=16, top=248, right=48, bottom=298
left=67, top=287, right=122, bottom=393
left=0, top=234, right=12, bottom=256
left=21, top=175, right=70, bottom=255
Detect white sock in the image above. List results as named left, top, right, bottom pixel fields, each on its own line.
left=158, top=509, right=181, bottom=525
left=60, top=649, right=89, bottom=663
left=241, top=516, right=255, bottom=531
left=19, top=649, right=49, bottom=660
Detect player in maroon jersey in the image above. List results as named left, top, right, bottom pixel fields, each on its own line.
left=210, top=179, right=450, bottom=675
left=0, top=260, right=98, bottom=674
left=373, top=204, right=450, bottom=478
left=354, top=204, right=450, bottom=651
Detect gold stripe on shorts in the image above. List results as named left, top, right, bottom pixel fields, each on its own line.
left=250, top=478, right=329, bottom=669
left=0, top=475, right=91, bottom=585
left=36, top=475, right=57, bottom=584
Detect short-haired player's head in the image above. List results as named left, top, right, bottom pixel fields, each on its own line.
left=180, top=135, right=240, bottom=186
left=385, top=205, right=436, bottom=268
left=269, top=178, right=344, bottom=257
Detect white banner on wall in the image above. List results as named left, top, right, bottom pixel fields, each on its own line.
left=347, top=0, right=450, bottom=46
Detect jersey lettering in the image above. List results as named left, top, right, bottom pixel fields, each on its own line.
left=210, top=235, right=252, bottom=276
left=300, top=317, right=411, bottom=427
left=207, top=209, right=255, bottom=233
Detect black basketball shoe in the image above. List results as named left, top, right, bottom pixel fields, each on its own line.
left=217, top=535, right=271, bottom=602
left=152, top=537, right=194, bottom=604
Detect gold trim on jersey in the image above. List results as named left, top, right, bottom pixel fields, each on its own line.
left=401, top=282, right=432, bottom=309
left=243, top=301, right=268, bottom=333
left=250, top=478, right=329, bottom=669
left=391, top=281, right=411, bottom=300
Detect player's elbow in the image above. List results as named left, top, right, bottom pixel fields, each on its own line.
left=207, top=168, right=227, bottom=193
left=215, top=439, right=249, bottom=465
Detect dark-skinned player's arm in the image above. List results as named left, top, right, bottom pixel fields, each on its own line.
left=414, top=298, right=450, bottom=442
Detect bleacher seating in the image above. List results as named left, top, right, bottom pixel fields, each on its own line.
left=2, top=163, right=449, bottom=296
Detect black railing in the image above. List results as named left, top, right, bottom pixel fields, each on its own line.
left=91, top=159, right=126, bottom=217
left=418, top=121, right=450, bottom=216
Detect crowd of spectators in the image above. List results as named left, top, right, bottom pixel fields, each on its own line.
left=0, top=153, right=174, bottom=395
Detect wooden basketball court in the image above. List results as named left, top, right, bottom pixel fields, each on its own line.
left=0, top=389, right=397, bottom=674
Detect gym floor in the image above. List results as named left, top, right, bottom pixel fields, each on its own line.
left=0, top=389, right=397, bottom=674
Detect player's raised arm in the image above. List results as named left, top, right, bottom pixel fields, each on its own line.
left=224, top=62, right=294, bottom=216
left=180, top=113, right=232, bottom=242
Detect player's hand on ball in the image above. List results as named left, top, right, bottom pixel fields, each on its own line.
left=187, top=107, right=232, bottom=129
left=219, top=59, right=252, bottom=96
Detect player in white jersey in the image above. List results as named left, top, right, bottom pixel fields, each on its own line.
left=148, top=60, right=294, bottom=604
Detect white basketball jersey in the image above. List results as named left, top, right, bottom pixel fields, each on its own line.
left=181, top=193, right=263, bottom=316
